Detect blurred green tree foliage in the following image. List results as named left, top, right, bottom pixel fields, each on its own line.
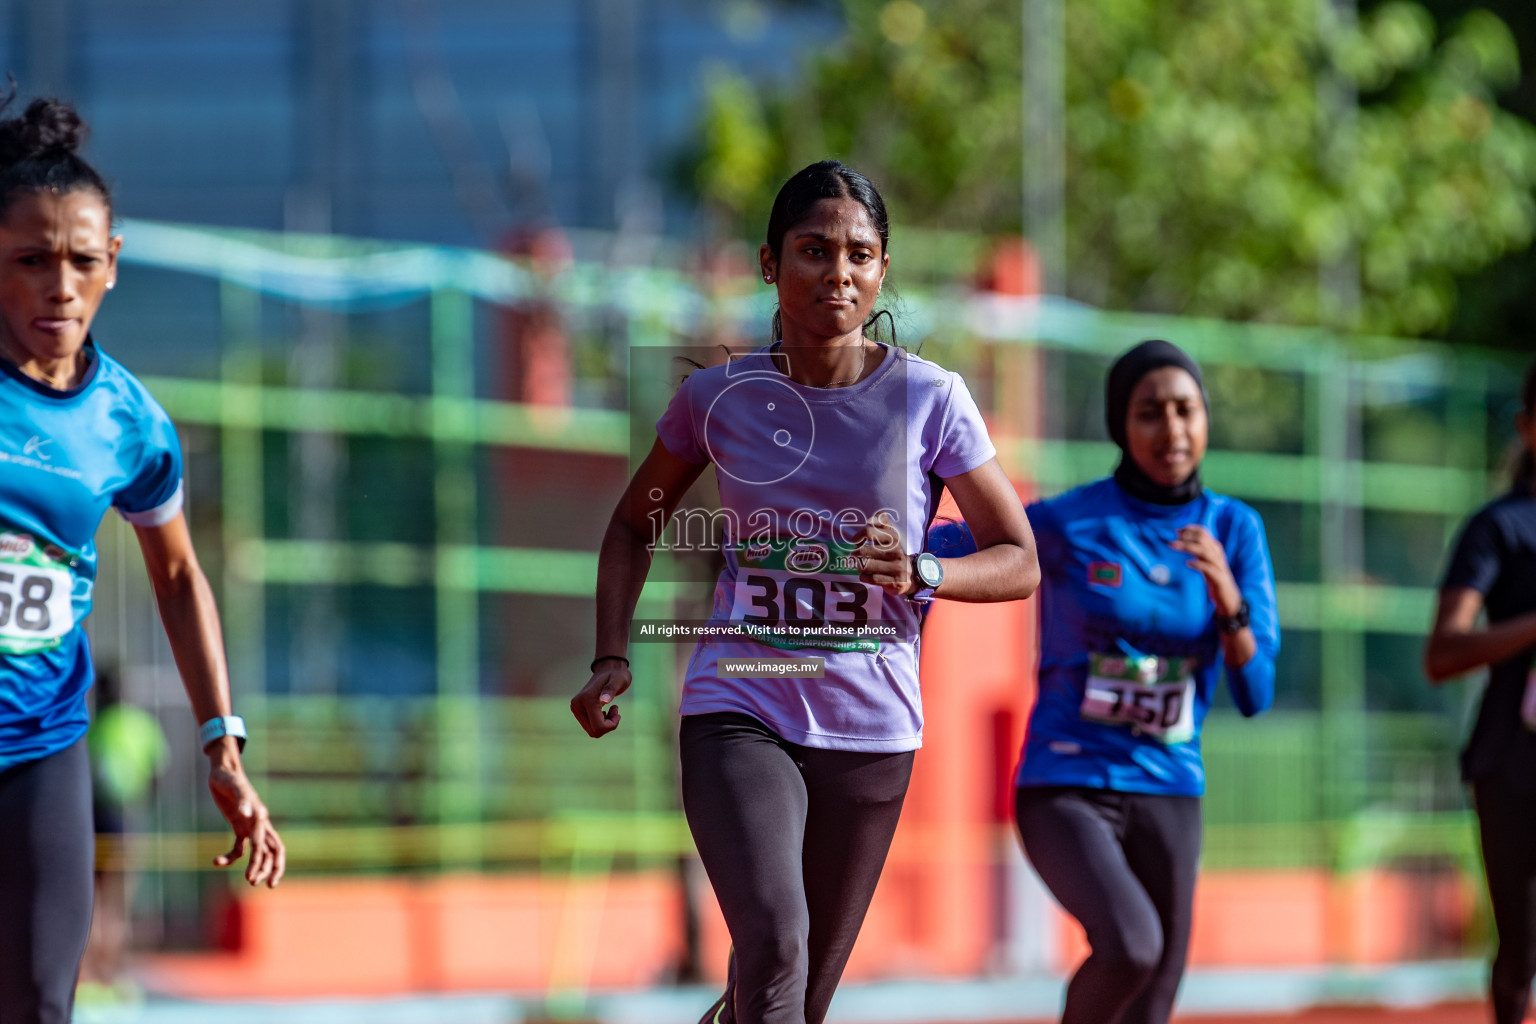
left=1415, top=0, right=1536, bottom=350
left=695, top=0, right=1536, bottom=337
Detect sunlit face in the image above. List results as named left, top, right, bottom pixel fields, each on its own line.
left=1125, top=366, right=1208, bottom=487
left=759, top=197, right=888, bottom=344
left=0, top=189, right=120, bottom=367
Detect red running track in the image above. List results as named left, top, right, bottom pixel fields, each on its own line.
left=1182, top=1007, right=1491, bottom=1023
left=990, top=1006, right=1495, bottom=1024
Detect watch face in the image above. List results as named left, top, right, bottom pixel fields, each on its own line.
left=917, top=553, right=943, bottom=587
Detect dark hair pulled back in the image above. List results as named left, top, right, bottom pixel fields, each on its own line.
left=765, top=160, right=895, bottom=345
left=1515, top=357, right=1536, bottom=493
left=0, top=89, right=112, bottom=221
left=766, top=160, right=889, bottom=257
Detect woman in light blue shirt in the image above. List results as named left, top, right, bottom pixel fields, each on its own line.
left=0, top=95, right=284, bottom=1023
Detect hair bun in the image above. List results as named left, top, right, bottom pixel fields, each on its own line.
left=0, top=97, right=87, bottom=166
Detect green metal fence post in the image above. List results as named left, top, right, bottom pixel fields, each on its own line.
left=431, top=288, right=482, bottom=866
left=1312, top=342, right=1367, bottom=834
left=626, top=314, right=681, bottom=819
left=1447, top=354, right=1490, bottom=530
left=219, top=281, right=267, bottom=778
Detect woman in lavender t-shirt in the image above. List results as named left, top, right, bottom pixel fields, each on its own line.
left=571, top=161, right=1039, bottom=1024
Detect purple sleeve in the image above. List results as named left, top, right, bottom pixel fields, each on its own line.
left=931, top=373, right=996, bottom=479
left=655, top=373, right=709, bottom=464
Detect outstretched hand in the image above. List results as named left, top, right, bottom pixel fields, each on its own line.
left=571, top=661, right=633, bottom=738
left=206, top=748, right=285, bottom=888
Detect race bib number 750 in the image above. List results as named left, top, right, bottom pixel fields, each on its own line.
left=0, top=531, right=77, bottom=655
left=1080, top=651, right=1197, bottom=745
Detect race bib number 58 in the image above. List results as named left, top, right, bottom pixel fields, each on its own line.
left=0, top=531, right=77, bottom=655
left=729, top=538, right=885, bottom=653
left=1080, top=651, right=1197, bottom=745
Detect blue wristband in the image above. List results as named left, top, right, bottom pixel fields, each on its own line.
left=199, top=715, right=247, bottom=752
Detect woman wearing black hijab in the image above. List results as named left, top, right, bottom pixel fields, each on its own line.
left=1013, top=340, right=1281, bottom=1024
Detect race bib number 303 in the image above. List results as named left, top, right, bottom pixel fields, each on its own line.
left=0, top=531, right=78, bottom=655
left=1080, top=651, right=1197, bottom=745
left=729, top=538, right=885, bottom=653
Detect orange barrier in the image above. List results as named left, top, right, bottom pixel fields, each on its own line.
left=143, top=866, right=1479, bottom=998
left=147, top=872, right=686, bottom=997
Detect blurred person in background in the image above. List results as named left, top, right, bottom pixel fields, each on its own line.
left=0, top=93, right=284, bottom=1024
left=76, top=667, right=168, bottom=1002
left=1013, top=340, right=1279, bottom=1024
left=1425, top=356, right=1536, bottom=1024
left=572, top=160, right=1039, bottom=1024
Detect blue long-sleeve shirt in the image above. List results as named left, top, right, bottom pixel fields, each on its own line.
left=1015, top=477, right=1279, bottom=796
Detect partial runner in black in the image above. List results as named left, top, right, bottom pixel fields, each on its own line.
left=0, top=94, right=284, bottom=1023
left=572, top=161, right=1040, bottom=1024
left=1425, top=356, right=1536, bottom=1024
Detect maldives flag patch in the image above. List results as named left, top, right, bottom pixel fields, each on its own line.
left=1087, top=561, right=1123, bottom=587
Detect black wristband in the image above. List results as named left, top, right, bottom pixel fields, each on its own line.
left=1215, top=600, right=1250, bottom=635
left=590, top=655, right=630, bottom=673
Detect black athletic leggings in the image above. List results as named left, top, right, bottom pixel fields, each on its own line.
left=0, top=738, right=95, bottom=1024
left=1015, top=785, right=1202, bottom=1024
left=680, top=712, right=914, bottom=1024
left=1474, top=774, right=1536, bottom=1024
